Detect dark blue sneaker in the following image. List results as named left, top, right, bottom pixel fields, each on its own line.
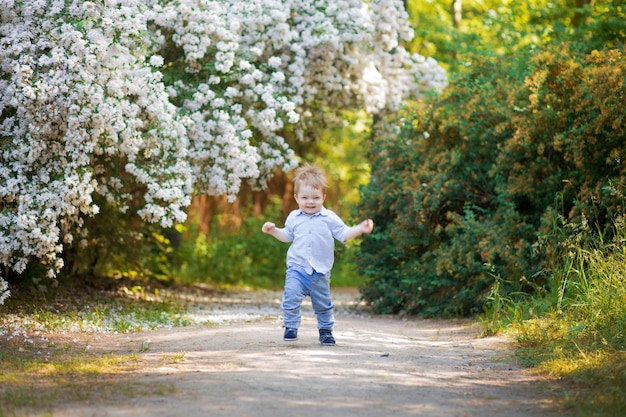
left=283, top=328, right=298, bottom=342
left=319, top=329, right=336, bottom=346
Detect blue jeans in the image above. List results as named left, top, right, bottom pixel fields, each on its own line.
left=282, top=265, right=335, bottom=330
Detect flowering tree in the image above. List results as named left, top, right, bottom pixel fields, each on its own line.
left=0, top=0, right=193, bottom=303
left=0, top=0, right=447, bottom=302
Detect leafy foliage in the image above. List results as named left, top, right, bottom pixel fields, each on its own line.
left=172, top=203, right=287, bottom=289
left=357, top=44, right=626, bottom=316
left=406, top=0, right=626, bottom=72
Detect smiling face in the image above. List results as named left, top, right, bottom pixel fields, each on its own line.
left=294, top=183, right=326, bottom=215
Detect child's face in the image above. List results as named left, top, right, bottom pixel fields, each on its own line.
left=294, top=183, right=325, bottom=215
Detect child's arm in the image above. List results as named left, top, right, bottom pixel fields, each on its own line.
left=262, top=222, right=292, bottom=243
left=345, top=219, right=374, bottom=242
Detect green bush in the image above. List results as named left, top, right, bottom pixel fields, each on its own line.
left=169, top=205, right=287, bottom=289
left=498, top=48, right=626, bottom=230
left=164, top=201, right=364, bottom=289
left=356, top=52, right=532, bottom=316
left=357, top=45, right=626, bottom=316
left=57, top=197, right=167, bottom=282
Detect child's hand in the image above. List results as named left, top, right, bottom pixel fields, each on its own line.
left=261, top=222, right=291, bottom=242
left=345, top=219, right=374, bottom=241
left=361, top=219, right=374, bottom=234
left=262, top=222, right=276, bottom=234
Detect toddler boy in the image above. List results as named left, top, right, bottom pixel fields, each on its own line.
left=262, top=164, right=373, bottom=345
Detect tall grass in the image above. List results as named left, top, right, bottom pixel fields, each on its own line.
left=480, top=214, right=626, bottom=416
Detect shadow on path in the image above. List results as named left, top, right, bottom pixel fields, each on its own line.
left=54, top=290, right=568, bottom=417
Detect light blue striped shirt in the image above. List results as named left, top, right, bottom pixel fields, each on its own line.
left=284, top=207, right=349, bottom=275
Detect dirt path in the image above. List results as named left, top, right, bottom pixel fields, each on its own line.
left=50, top=289, right=567, bottom=417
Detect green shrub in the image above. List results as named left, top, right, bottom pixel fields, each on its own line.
left=169, top=204, right=287, bottom=289
left=357, top=52, right=533, bottom=316
left=57, top=197, right=168, bottom=282
left=357, top=45, right=626, bottom=316
left=497, top=48, right=626, bottom=231
left=164, top=201, right=363, bottom=289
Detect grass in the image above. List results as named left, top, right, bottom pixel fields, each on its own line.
left=0, top=277, right=189, bottom=416
left=480, top=216, right=626, bottom=417
left=0, top=277, right=192, bottom=334
left=0, top=335, right=177, bottom=417
left=513, top=316, right=626, bottom=417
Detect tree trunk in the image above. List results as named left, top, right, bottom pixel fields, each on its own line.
left=452, top=0, right=462, bottom=29
left=187, top=169, right=296, bottom=235
left=572, top=0, right=594, bottom=27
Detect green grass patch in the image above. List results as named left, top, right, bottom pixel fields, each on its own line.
left=0, top=277, right=189, bottom=416
left=0, top=348, right=176, bottom=416
left=513, top=317, right=626, bottom=417
left=480, top=215, right=626, bottom=417
left=0, top=277, right=193, bottom=334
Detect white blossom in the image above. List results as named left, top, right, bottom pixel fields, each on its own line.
left=0, top=0, right=446, bottom=302
left=149, top=55, right=164, bottom=67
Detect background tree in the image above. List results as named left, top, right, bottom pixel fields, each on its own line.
left=405, top=0, right=616, bottom=72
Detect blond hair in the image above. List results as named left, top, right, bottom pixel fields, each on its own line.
left=293, top=164, right=328, bottom=194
